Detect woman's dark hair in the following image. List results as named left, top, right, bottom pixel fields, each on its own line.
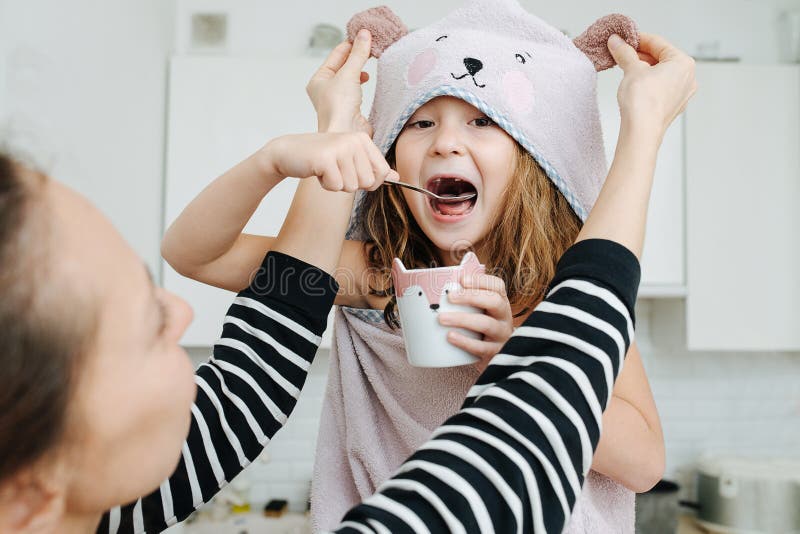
left=0, top=152, right=95, bottom=483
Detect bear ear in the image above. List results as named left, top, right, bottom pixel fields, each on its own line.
left=346, top=6, right=409, bottom=58
left=573, top=14, right=639, bottom=72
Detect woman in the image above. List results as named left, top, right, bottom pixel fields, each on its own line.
left=0, top=32, right=694, bottom=533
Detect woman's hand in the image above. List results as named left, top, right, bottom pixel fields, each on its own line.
left=260, top=131, right=397, bottom=192
left=307, top=29, right=373, bottom=134
left=438, top=272, right=515, bottom=373
left=608, top=32, right=697, bottom=141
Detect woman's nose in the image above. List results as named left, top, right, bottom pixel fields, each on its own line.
left=168, top=292, right=194, bottom=337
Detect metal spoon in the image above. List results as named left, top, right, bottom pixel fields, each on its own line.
left=383, top=179, right=477, bottom=202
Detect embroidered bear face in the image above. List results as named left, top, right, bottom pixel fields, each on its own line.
left=405, top=30, right=539, bottom=116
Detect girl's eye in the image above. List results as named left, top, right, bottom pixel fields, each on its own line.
left=408, top=120, right=434, bottom=129
left=515, top=53, right=526, bottom=64
left=472, top=116, right=495, bottom=127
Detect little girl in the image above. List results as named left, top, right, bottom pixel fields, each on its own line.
left=163, top=1, right=666, bottom=531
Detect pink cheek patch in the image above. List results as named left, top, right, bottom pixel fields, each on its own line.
left=503, top=70, right=535, bottom=115
left=407, top=48, right=438, bottom=87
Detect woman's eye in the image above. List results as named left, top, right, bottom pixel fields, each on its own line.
left=515, top=53, right=526, bottom=64
left=472, top=116, right=495, bottom=127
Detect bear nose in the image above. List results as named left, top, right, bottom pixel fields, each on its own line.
left=463, top=57, right=483, bottom=76
left=430, top=303, right=440, bottom=310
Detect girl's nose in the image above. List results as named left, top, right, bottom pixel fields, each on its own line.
left=429, top=122, right=466, bottom=157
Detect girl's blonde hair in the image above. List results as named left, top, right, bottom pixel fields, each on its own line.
left=356, top=142, right=582, bottom=328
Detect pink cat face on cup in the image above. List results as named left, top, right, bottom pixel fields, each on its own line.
left=391, top=252, right=485, bottom=367
left=391, top=252, right=484, bottom=309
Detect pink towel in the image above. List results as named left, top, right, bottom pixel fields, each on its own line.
left=310, top=306, right=635, bottom=532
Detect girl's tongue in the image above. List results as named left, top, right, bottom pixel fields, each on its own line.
left=432, top=198, right=474, bottom=216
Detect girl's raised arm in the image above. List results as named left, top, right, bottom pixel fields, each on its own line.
left=161, top=33, right=382, bottom=306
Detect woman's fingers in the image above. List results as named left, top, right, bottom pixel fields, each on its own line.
left=607, top=34, right=644, bottom=72
left=638, top=32, right=684, bottom=62
left=311, top=41, right=352, bottom=81
left=637, top=51, right=658, bottom=66
left=341, top=30, right=372, bottom=78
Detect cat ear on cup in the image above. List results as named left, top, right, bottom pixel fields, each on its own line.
left=573, top=14, right=640, bottom=71
left=346, top=6, right=409, bottom=58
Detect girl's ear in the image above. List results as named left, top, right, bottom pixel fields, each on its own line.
left=573, top=14, right=639, bottom=71
left=347, top=6, right=409, bottom=58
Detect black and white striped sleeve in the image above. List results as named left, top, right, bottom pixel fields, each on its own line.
left=331, top=238, right=641, bottom=534
left=98, top=251, right=338, bottom=534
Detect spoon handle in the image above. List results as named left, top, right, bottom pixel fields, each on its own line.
left=383, top=179, right=435, bottom=198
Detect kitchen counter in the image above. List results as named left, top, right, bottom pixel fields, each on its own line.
left=679, top=513, right=709, bottom=534
left=170, top=512, right=708, bottom=534
left=164, top=512, right=311, bottom=534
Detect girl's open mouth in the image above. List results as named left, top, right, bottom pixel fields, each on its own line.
left=426, top=177, right=478, bottom=219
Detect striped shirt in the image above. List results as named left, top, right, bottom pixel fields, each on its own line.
left=99, top=238, right=640, bottom=534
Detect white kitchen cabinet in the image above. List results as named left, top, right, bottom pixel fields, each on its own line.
left=164, top=57, right=347, bottom=347
left=685, top=64, right=800, bottom=350
left=164, top=55, right=378, bottom=347
left=597, top=68, right=686, bottom=296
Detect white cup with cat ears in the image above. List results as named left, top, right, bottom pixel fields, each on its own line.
left=391, top=252, right=486, bottom=367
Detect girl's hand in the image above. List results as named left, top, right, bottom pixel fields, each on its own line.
left=438, top=272, right=515, bottom=373
left=608, top=32, right=697, bottom=141
left=307, top=30, right=373, bottom=134
left=261, top=132, right=397, bottom=192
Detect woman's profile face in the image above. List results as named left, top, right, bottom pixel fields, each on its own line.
left=47, top=181, right=196, bottom=515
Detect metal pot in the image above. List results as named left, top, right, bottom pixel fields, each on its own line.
left=635, top=479, right=681, bottom=534
left=690, top=456, right=800, bottom=534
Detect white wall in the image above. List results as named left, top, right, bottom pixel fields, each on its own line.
left=0, top=0, right=175, bottom=272
left=181, top=0, right=800, bottom=63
